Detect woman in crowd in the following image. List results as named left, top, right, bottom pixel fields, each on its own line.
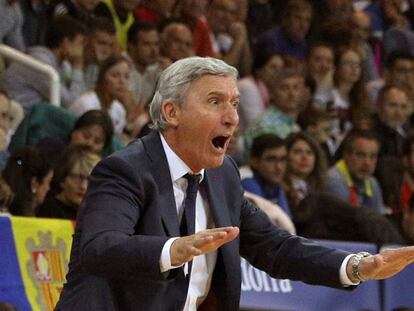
left=283, top=132, right=327, bottom=214
left=36, top=145, right=101, bottom=219
left=36, top=109, right=114, bottom=164
left=317, top=47, right=369, bottom=141
left=2, top=146, right=53, bottom=216
left=283, top=132, right=406, bottom=245
left=69, top=55, right=130, bottom=135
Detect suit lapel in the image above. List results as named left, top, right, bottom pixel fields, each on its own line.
left=142, top=131, right=180, bottom=237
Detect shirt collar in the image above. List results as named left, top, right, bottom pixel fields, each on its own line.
left=160, top=132, right=205, bottom=183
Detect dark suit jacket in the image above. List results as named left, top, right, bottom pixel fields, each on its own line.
left=55, top=131, right=350, bottom=311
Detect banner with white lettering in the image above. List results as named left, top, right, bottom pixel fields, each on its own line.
left=240, top=240, right=380, bottom=311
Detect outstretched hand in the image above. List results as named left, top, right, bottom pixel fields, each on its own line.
left=170, top=227, right=240, bottom=266
left=358, top=246, right=414, bottom=281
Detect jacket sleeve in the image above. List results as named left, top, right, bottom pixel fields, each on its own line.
left=77, top=154, right=170, bottom=280
left=239, top=198, right=351, bottom=288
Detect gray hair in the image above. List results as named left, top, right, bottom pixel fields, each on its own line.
left=149, top=57, right=238, bottom=131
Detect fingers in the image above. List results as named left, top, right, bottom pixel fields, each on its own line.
left=170, top=227, right=239, bottom=266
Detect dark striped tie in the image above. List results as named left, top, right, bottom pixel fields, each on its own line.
left=180, top=173, right=201, bottom=237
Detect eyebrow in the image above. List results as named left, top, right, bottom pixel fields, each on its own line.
left=207, top=91, right=240, bottom=99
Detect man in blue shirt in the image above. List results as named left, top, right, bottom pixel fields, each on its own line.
left=242, top=133, right=291, bottom=217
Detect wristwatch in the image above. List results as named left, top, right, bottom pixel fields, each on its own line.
left=352, top=251, right=371, bottom=282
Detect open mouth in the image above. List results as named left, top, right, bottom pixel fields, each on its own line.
left=212, top=136, right=229, bottom=150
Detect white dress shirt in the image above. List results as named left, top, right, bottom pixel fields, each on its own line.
left=159, top=134, right=217, bottom=310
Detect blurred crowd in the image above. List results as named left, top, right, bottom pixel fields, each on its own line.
left=1, top=0, right=414, bottom=246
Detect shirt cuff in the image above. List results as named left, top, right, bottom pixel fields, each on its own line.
left=340, top=254, right=360, bottom=286
left=159, top=237, right=183, bottom=273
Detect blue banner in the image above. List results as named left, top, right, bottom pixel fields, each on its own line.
left=382, top=244, right=414, bottom=311
left=240, top=240, right=381, bottom=311
left=0, top=215, right=31, bottom=310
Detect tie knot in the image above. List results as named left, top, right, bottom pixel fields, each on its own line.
left=185, top=173, right=201, bottom=194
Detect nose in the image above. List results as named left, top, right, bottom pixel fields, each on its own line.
left=223, top=104, right=239, bottom=127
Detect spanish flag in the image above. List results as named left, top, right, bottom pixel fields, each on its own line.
left=0, top=215, right=74, bottom=311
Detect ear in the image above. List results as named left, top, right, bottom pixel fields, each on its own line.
left=161, top=100, right=180, bottom=128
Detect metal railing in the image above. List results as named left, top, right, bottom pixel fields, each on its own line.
left=0, top=44, right=60, bottom=106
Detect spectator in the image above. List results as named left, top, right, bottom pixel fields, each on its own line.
left=207, top=0, right=252, bottom=76
left=372, top=85, right=410, bottom=157
left=36, top=145, right=100, bottom=219
left=126, top=22, right=166, bottom=106
left=19, top=0, right=48, bottom=47
left=319, top=47, right=369, bottom=141
left=367, top=50, right=414, bottom=105
left=241, top=133, right=291, bottom=217
left=0, top=91, right=13, bottom=167
left=283, top=132, right=327, bottom=214
left=0, top=0, right=25, bottom=50
left=0, top=16, right=87, bottom=111
left=306, top=42, right=335, bottom=106
left=83, top=16, right=117, bottom=90
left=244, top=67, right=304, bottom=150
left=69, top=55, right=129, bottom=135
left=174, top=0, right=215, bottom=58
left=134, top=0, right=175, bottom=26
left=159, top=19, right=194, bottom=63
left=324, top=129, right=386, bottom=214
left=297, top=105, right=336, bottom=165
left=237, top=51, right=284, bottom=134
left=375, top=156, right=414, bottom=244
left=245, top=0, right=275, bottom=44
left=254, top=0, right=312, bottom=60
left=36, top=109, right=114, bottom=164
left=2, top=146, right=53, bottom=216
left=350, top=11, right=378, bottom=81
left=94, top=0, right=141, bottom=50
left=48, top=0, right=101, bottom=24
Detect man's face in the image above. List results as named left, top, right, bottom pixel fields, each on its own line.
left=207, top=0, right=237, bottom=34
left=161, top=24, right=193, bottom=62
left=63, top=34, right=87, bottom=60
left=271, top=76, right=304, bottom=114
left=129, top=30, right=160, bottom=67
left=259, top=55, right=284, bottom=87
left=251, top=146, right=287, bottom=184
left=379, top=88, right=410, bottom=128
left=387, top=59, right=414, bottom=92
left=284, top=9, right=312, bottom=42
left=307, top=46, right=334, bottom=80
left=0, top=94, right=11, bottom=132
left=90, top=31, right=116, bottom=63
left=164, top=75, right=239, bottom=172
left=351, top=12, right=371, bottom=42
left=344, top=138, right=379, bottom=181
